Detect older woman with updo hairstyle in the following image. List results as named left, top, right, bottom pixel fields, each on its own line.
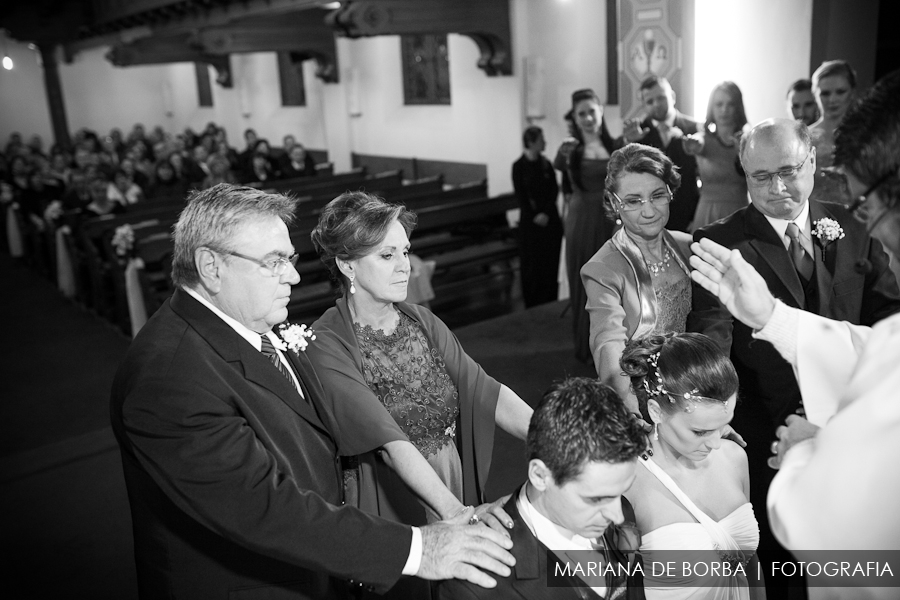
left=620, top=333, right=761, bottom=599
left=580, top=143, right=692, bottom=412
left=554, top=88, right=617, bottom=363
left=307, top=192, right=532, bottom=534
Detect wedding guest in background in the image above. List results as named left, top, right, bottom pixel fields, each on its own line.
left=512, top=125, right=563, bottom=307
left=785, top=79, right=819, bottom=127
left=440, top=377, right=647, bottom=600
left=581, top=143, right=691, bottom=411
left=146, top=160, right=190, bottom=200
left=809, top=60, right=857, bottom=171
left=107, top=168, right=144, bottom=206
left=685, top=81, right=750, bottom=231
left=280, top=144, right=318, bottom=179
left=688, top=117, right=900, bottom=599
left=85, top=176, right=124, bottom=217
left=554, top=88, right=616, bottom=363
left=187, top=145, right=212, bottom=186
left=110, top=183, right=516, bottom=599
left=241, top=151, right=278, bottom=184
left=621, top=333, right=762, bottom=598
left=201, top=154, right=237, bottom=190
left=619, top=76, right=700, bottom=233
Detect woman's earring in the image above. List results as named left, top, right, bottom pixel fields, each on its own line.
left=615, top=212, right=622, bottom=226
left=349, top=274, right=356, bottom=295
left=653, top=422, right=659, bottom=441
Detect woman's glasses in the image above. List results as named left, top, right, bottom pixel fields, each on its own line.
left=611, top=187, right=673, bottom=212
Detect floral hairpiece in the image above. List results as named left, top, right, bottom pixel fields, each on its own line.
left=641, top=351, right=725, bottom=412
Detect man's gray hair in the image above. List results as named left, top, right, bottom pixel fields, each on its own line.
left=172, top=183, right=298, bottom=288
left=739, top=118, right=812, bottom=167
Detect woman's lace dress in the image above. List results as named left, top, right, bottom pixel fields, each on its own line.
left=355, top=310, right=462, bottom=522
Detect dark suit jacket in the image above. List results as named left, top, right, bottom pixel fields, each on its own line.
left=110, top=289, right=412, bottom=599
left=688, top=201, right=900, bottom=442
left=615, top=112, right=699, bottom=233
left=438, top=488, right=645, bottom=600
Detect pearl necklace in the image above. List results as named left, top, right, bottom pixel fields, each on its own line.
left=644, top=247, right=672, bottom=276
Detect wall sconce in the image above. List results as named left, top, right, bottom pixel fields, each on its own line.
left=2, top=30, right=13, bottom=70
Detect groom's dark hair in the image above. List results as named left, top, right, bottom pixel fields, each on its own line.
left=528, top=378, right=646, bottom=486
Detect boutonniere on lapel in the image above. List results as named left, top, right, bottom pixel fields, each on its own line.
left=273, top=322, right=316, bottom=354
left=812, top=217, right=845, bottom=251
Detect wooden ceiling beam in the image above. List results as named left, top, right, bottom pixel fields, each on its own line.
left=106, top=34, right=233, bottom=87
left=192, top=8, right=339, bottom=82
left=326, top=0, right=512, bottom=76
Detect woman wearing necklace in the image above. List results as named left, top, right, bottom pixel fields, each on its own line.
left=684, top=81, right=750, bottom=232
left=581, top=143, right=692, bottom=413
left=307, top=192, right=533, bottom=597
left=620, top=333, right=761, bottom=599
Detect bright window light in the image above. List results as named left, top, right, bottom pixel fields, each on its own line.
left=693, top=0, right=741, bottom=118
left=2, top=56, right=12, bottom=70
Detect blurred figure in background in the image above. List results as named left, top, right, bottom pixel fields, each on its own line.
left=786, top=79, right=819, bottom=126
left=554, top=88, right=616, bottom=363
left=685, top=81, right=750, bottom=231
left=512, top=125, right=563, bottom=308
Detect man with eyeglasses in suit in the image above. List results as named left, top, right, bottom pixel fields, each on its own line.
left=687, top=117, right=900, bottom=599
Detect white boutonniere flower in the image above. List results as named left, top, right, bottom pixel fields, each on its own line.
left=111, top=224, right=135, bottom=257
left=812, top=217, right=845, bottom=247
left=275, top=322, right=316, bottom=354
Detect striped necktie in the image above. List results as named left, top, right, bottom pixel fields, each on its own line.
left=786, top=222, right=814, bottom=284
left=259, top=334, right=299, bottom=391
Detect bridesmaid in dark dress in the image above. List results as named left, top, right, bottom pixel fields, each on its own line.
left=554, top=88, right=616, bottom=364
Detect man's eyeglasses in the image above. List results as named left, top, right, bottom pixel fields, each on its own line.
left=846, top=167, right=898, bottom=224
left=746, top=148, right=811, bottom=187
left=218, top=249, right=299, bottom=276
left=611, top=187, right=673, bottom=212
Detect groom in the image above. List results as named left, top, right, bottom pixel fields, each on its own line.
left=688, top=118, right=900, bottom=597
left=439, top=378, right=646, bottom=600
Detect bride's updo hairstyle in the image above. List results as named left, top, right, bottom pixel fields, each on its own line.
left=311, top=191, right=417, bottom=293
left=620, top=332, right=738, bottom=415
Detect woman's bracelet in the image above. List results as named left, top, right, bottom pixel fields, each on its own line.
left=450, top=505, right=473, bottom=520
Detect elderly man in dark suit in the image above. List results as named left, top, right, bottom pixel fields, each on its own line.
left=688, top=117, right=900, bottom=598
left=439, top=378, right=646, bottom=600
left=618, top=76, right=700, bottom=232
left=110, top=184, right=514, bottom=599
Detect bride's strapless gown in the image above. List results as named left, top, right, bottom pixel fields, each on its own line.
left=639, top=458, right=760, bottom=600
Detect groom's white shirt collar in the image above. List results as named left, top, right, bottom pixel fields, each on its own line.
left=518, top=485, right=608, bottom=597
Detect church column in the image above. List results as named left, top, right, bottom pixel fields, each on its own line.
left=38, top=43, right=71, bottom=150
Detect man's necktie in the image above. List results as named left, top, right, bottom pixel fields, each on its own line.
left=259, top=334, right=298, bottom=389
left=591, top=538, right=627, bottom=600
left=658, top=122, right=670, bottom=148
left=786, top=222, right=814, bottom=283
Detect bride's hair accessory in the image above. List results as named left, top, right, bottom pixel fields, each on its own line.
left=642, top=351, right=725, bottom=412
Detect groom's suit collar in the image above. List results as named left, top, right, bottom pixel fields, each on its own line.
left=169, top=289, right=330, bottom=436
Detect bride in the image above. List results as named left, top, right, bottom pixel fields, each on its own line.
left=620, top=333, right=764, bottom=599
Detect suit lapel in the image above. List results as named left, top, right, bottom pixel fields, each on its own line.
left=505, top=490, right=593, bottom=599
left=743, top=205, right=806, bottom=307
left=238, top=342, right=327, bottom=432
left=170, top=290, right=328, bottom=432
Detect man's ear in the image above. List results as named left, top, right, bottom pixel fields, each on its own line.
left=196, top=247, right=222, bottom=293
left=527, top=459, right=554, bottom=492
left=808, top=145, right=817, bottom=171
